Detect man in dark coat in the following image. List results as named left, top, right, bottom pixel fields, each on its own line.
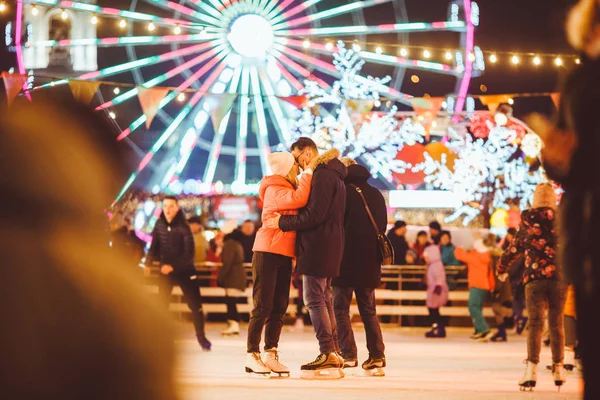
left=535, top=11, right=600, bottom=395
left=146, top=196, right=211, bottom=350
left=332, top=159, right=387, bottom=372
left=387, top=220, right=409, bottom=266
left=429, top=221, right=442, bottom=245
left=266, top=137, right=347, bottom=375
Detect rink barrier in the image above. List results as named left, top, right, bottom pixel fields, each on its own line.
left=145, top=263, right=494, bottom=321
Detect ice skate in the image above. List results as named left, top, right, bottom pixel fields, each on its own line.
left=342, top=355, right=358, bottom=369
left=362, top=357, right=386, bottom=377
left=490, top=327, right=507, bottom=342
left=264, top=348, right=290, bottom=378
left=470, top=330, right=483, bottom=340
left=245, top=352, right=271, bottom=377
left=518, top=360, right=537, bottom=391
left=515, top=316, right=528, bottom=335
left=197, top=335, right=212, bottom=351
left=551, top=363, right=566, bottom=391
left=300, top=353, right=344, bottom=380
left=476, top=330, right=494, bottom=342
left=221, top=320, right=240, bottom=336
left=425, top=323, right=446, bottom=338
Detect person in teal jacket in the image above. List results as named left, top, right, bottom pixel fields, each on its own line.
left=439, top=231, right=461, bottom=290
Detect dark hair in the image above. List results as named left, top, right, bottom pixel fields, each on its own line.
left=507, top=228, right=517, bottom=236
left=417, top=230, right=427, bottom=237
left=188, top=216, right=202, bottom=225
left=440, top=230, right=451, bottom=239
left=429, top=221, right=441, bottom=230
left=290, top=137, right=318, bottom=152
left=394, top=220, right=406, bottom=229
left=243, top=219, right=254, bottom=224
left=163, top=195, right=178, bottom=203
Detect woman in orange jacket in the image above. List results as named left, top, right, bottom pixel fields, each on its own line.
left=455, top=238, right=496, bottom=341
left=245, top=152, right=315, bottom=377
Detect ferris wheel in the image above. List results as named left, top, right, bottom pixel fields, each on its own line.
left=16, top=0, right=480, bottom=199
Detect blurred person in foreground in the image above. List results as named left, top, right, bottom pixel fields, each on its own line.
left=332, top=158, right=387, bottom=376
left=188, top=216, right=208, bottom=265
left=0, top=97, right=177, bottom=399
left=146, top=196, right=211, bottom=351
left=528, top=1, right=600, bottom=398
left=498, top=183, right=566, bottom=391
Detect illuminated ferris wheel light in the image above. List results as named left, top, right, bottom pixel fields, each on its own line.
left=91, top=14, right=98, bottom=25
left=147, top=22, right=156, bottom=32
left=31, top=5, right=39, bottom=16
left=227, top=14, right=274, bottom=58
left=325, top=42, right=334, bottom=50
left=375, top=46, right=383, bottom=54
left=302, top=39, right=311, bottom=49
left=423, top=49, right=431, bottom=58
left=61, top=9, right=68, bottom=20
left=118, top=19, right=127, bottom=29
left=399, top=48, right=408, bottom=57
left=173, top=25, right=181, bottom=35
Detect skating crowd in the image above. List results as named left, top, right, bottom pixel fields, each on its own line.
left=137, top=137, right=579, bottom=388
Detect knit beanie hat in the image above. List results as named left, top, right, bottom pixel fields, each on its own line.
left=268, top=152, right=295, bottom=177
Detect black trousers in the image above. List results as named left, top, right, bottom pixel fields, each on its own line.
left=333, top=287, right=385, bottom=359
left=246, top=252, right=293, bottom=353
left=158, top=273, right=206, bottom=338
left=428, top=307, right=442, bottom=326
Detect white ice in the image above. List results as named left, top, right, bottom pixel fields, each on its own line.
left=176, top=324, right=583, bottom=400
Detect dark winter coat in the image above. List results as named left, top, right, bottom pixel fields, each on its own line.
left=218, top=230, right=247, bottom=291
left=387, top=229, right=409, bottom=265
left=238, top=232, right=256, bottom=263
left=332, top=165, right=387, bottom=288
left=279, top=149, right=348, bottom=278
left=147, top=210, right=195, bottom=277
left=498, top=207, right=560, bottom=286
left=542, top=56, right=600, bottom=293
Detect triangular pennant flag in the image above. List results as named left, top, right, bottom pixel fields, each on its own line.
left=550, top=92, right=561, bottom=109
left=68, top=80, right=101, bottom=105
left=137, top=87, right=169, bottom=129
left=278, top=95, right=308, bottom=109
left=1, top=72, right=28, bottom=106
left=343, top=99, right=375, bottom=114
left=411, top=97, right=444, bottom=120
left=480, top=94, right=512, bottom=107
left=204, top=93, right=237, bottom=132
left=486, top=102, right=500, bottom=114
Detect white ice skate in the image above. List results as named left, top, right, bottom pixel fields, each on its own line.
left=300, top=353, right=345, bottom=380
left=518, top=360, right=537, bottom=391
left=551, top=363, right=566, bottom=392
left=264, top=348, right=290, bottom=378
left=245, top=353, right=271, bottom=377
left=222, top=320, right=240, bottom=336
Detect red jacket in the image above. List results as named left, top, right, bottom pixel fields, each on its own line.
left=253, top=173, right=312, bottom=258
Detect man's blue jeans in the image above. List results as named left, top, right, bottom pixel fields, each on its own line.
left=303, top=276, right=340, bottom=355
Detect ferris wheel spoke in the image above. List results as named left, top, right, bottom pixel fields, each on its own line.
left=115, top=50, right=229, bottom=141
left=257, top=68, right=292, bottom=144
left=114, top=60, right=228, bottom=202
left=183, top=0, right=226, bottom=20
left=203, top=67, right=243, bottom=185
left=273, top=59, right=304, bottom=92
left=269, top=0, right=322, bottom=25
left=273, top=44, right=337, bottom=76
left=143, top=0, right=221, bottom=26
left=264, top=0, right=292, bottom=19
left=27, top=33, right=220, bottom=48
left=273, top=0, right=393, bottom=30
left=361, top=51, right=459, bottom=75
left=269, top=49, right=330, bottom=89
left=26, top=0, right=206, bottom=30
left=98, top=42, right=225, bottom=111
left=235, top=67, right=251, bottom=183
left=276, top=21, right=466, bottom=36
left=250, top=67, right=272, bottom=177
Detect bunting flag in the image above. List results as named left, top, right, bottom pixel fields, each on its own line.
left=480, top=94, right=512, bottom=113
left=550, top=92, right=561, bottom=109
left=410, top=97, right=444, bottom=142
left=137, top=87, right=170, bottom=129
left=1, top=72, right=28, bottom=106
left=278, top=94, right=309, bottom=109
left=203, top=93, right=237, bottom=132
left=343, top=98, right=375, bottom=114
left=68, top=80, right=101, bottom=105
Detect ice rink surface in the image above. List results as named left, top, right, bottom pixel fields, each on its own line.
left=175, top=324, right=583, bottom=400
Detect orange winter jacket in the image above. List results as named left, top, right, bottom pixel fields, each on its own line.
left=252, top=173, right=312, bottom=258
left=564, top=285, right=576, bottom=318
left=455, top=247, right=495, bottom=291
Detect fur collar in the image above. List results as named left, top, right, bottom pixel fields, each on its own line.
left=314, top=148, right=341, bottom=167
